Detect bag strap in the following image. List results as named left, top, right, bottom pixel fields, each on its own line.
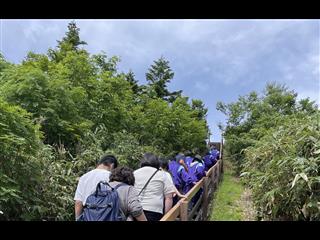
left=95, top=181, right=112, bottom=196
left=138, top=169, right=159, bottom=196
left=114, top=183, right=128, bottom=190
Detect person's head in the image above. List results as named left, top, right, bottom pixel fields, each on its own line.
left=97, top=154, right=118, bottom=170
left=193, top=154, right=203, bottom=163
left=109, top=166, right=135, bottom=186
left=159, top=157, right=169, bottom=171
left=184, top=150, right=192, bottom=157
left=140, top=152, right=160, bottom=169
left=175, top=153, right=188, bottom=172
left=175, top=153, right=185, bottom=163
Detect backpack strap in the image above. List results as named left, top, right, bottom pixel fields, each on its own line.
left=114, top=183, right=128, bottom=190
left=138, top=169, right=159, bottom=196
left=95, top=181, right=112, bottom=196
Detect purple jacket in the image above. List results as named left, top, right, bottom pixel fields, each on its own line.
left=203, top=155, right=214, bottom=171
left=189, top=161, right=206, bottom=182
left=185, top=156, right=193, bottom=166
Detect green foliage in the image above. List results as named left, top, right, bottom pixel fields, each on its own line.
left=145, top=56, right=182, bottom=102
left=125, top=69, right=140, bottom=94
left=0, top=98, right=43, bottom=220
left=0, top=21, right=210, bottom=220
left=0, top=53, right=12, bottom=73
left=242, top=113, right=320, bottom=220
left=217, top=82, right=319, bottom=220
left=217, top=82, right=318, bottom=173
left=0, top=60, right=93, bottom=151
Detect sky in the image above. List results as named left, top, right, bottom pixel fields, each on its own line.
left=0, top=19, right=319, bottom=141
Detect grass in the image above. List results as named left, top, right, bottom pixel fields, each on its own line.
left=209, top=160, right=247, bottom=221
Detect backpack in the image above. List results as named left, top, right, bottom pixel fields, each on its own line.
left=79, top=181, right=126, bottom=221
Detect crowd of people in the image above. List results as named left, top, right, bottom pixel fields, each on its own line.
left=74, top=145, right=220, bottom=221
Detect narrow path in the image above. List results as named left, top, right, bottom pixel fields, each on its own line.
left=209, top=160, right=255, bottom=221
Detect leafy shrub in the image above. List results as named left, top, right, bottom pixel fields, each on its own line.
left=0, top=98, right=43, bottom=220
left=242, top=113, right=320, bottom=220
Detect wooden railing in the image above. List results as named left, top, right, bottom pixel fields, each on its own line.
left=161, top=140, right=224, bottom=221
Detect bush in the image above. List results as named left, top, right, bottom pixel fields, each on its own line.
left=0, top=98, right=43, bottom=220
left=242, top=113, right=320, bottom=220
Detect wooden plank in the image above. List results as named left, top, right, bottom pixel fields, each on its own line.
left=206, top=165, right=214, bottom=177
left=188, top=189, right=204, bottom=220
left=211, top=164, right=216, bottom=192
left=195, top=209, right=202, bottom=221
left=184, top=179, right=204, bottom=202
left=160, top=201, right=181, bottom=221
left=202, top=177, right=209, bottom=220
left=180, top=200, right=188, bottom=221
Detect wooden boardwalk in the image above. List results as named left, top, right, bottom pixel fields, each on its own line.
left=161, top=140, right=224, bottom=221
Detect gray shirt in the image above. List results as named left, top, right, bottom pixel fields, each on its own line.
left=109, top=181, right=144, bottom=220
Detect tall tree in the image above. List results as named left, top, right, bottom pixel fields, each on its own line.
left=191, top=99, right=208, bottom=120
left=48, top=21, right=87, bottom=62
left=145, top=56, right=181, bottom=102
left=125, top=70, right=140, bottom=94
left=58, top=21, right=87, bottom=51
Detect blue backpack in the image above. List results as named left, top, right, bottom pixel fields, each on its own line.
left=79, top=181, right=126, bottom=221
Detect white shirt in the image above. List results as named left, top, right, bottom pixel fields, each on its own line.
left=163, top=171, right=174, bottom=185
left=134, top=167, right=175, bottom=214
left=74, top=168, right=110, bottom=205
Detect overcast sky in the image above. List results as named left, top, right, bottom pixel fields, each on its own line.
left=1, top=19, right=319, bottom=140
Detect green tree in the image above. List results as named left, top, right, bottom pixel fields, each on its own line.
left=48, top=21, right=87, bottom=62
left=125, top=69, right=140, bottom=94
left=0, top=21, right=211, bottom=220
left=191, top=99, right=208, bottom=120
left=216, top=82, right=318, bottom=173
left=146, top=57, right=181, bottom=102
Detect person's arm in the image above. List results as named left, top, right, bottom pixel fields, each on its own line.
left=179, top=159, right=189, bottom=173
left=127, top=186, right=148, bottom=221
left=164, top=193, right=173, bottom=214
left=75, top=200, right=83, bottom=220
left=174, top=185, right=186, bottom=198
left=134, top=212, right=148, bottom=221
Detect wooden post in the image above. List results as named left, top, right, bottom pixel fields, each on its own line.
left=180, top=200, right=189, bottom=221
left=202, top=177, right=209, bottom=220
left=211, top=165, right=215, bottom=191
left=220, top=159, right=223, bottom=182
left=214, top=164, right=219, bottom=189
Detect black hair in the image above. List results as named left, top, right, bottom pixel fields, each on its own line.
left=184, top=150, right=192, bottom=157
left=140, top=152, right=160, bottom=169
left=159, top=157, right=169, bottom=171
left=175, top=153, right=185, bottom=162
left=193, top=154, right=203, bottom=163
left=109, top=166, right=135, bottom=186
left=98, top=154, right=118, bottom=168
